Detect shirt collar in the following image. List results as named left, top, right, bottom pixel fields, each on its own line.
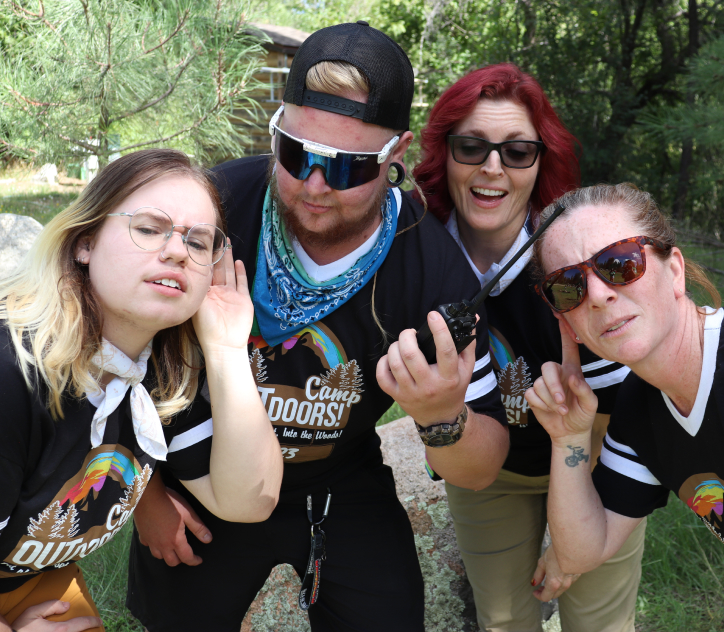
left=445, top=209, right=534, bottom=296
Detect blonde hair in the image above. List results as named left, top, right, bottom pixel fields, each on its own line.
left=305, top=61, right=370, bottom=98
left=0, top=149, right=224, bottom=421
left=533, top=183, right=721, bottom=311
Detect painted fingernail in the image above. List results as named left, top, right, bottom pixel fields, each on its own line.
left=531, top=579, right=537, bottom=586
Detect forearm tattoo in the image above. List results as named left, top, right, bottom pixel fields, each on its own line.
left=565, top=445, right=590, bottom=468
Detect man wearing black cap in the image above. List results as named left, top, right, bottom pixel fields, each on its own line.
left=127, top=22, right=508, bottom=631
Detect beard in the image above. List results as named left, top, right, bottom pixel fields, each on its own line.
left=268, top=161, right=388, bottom=252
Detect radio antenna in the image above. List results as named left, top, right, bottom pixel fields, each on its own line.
left=467, top=204, right=566, bottom=312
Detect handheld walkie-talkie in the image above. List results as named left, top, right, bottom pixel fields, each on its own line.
left=415, top=205, right=565, bottom=364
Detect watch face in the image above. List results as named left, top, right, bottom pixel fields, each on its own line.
left=427, top=433, right=458, bottom=447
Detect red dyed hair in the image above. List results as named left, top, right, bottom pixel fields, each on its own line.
left=413, top=63, right=580, bottom=224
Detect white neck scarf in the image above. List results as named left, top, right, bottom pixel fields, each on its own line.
left=445, top=209, right=533, bottom=296
left=87, top=340, right=167, bottom=461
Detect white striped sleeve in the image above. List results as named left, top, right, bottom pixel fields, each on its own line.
left=599, top=433, right=661, bottom=485
left=582, top=360, right=630, bottom=390
left=465, top=353, right=497, bottom=401
left=167, top=418, right=213, bottom=454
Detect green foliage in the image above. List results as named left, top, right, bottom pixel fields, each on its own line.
left=376, top=401, right=406, bottom=426
left=0, top=0, right=268, bottom=166
left=0, top=191, right=78, bottom=223
left=77, top=522, right=144, bottom=632
left=254, top=0, right=377, bottom=33
left=637, top=498, right=724, bottom=631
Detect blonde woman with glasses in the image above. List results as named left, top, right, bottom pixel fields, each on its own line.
left=0, top=149, right=282, bottom=632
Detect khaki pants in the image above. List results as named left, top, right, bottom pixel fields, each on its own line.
left=0, top=563, right=104, bottom=631
left=446, top=469, right=646, bottom=632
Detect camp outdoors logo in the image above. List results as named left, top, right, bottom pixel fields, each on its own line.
left=678, top=472, right=724, bottom=543
left=0, top=446, right=151, bottom=578
left=488, top=327, right=532, bottom=427
left=249, top=323, right=364, bottom=463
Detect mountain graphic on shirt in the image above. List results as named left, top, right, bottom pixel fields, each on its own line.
left=678, top=473, right=724, bottom=543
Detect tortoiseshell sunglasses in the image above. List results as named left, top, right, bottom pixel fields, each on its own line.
left=536, top=236, right=671, bottom=313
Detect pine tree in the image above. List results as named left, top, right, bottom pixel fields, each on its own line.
left=51, top=503, right=79, bottom=540
left=511, top=358, right=532, bottom=396
left=342, top=360, right=364, bottom=393
left=250, top=348, right=268, bottom=383
left=320, top=363, right=345, bottom=390
left=0, top=0, right=267, bottom=166
left=27, top=502, right=62, bottom=539
left=497, top=362, right=516, bottom=398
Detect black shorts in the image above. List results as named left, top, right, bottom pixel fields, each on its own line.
left=126, top=462, right=425, bottom=632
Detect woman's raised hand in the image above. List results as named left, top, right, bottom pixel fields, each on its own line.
left=192, top=243, right=253, bottom=353
left=524, top=321, right=598, bottom=442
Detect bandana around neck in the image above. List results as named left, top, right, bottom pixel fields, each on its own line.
left=252, top=186, right=398, bottom=347
left=88, top=340, right=167, bottom=461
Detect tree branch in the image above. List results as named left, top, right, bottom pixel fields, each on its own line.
left=6, top=87, right=83, bottom=108
left=118, top=98, right=224, bottom=152
left=108, top=52, right=196, bottom=124
left=10, top=0, right=71, bottom=50
left=0, top=138, right=38, bottom=155
left=142, top=9, right=189, bottom=55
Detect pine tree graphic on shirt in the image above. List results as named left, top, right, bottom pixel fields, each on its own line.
left=497, top=357, right=533, bottom=427
left=497, top=357, right=532, bottom=396
left=249, top=348, right=268, bottom=383
left=27, top=503, right=62, bottom=539
left=320, top=360, right=364, bottom=396
left=50, top=503, right=79, bottom=540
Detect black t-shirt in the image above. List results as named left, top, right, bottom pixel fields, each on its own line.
left=485, top=265, right=629, bottom=476
left=209, top=155, right=506, bottom=496
left=0, top=326, right=213, bottom=591
left=592, top=309, right=724, bottom=543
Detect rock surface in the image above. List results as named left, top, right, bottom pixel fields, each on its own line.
left=32, top=163, right=58, bottom=184
left=0, top=214, right=43, bottom=278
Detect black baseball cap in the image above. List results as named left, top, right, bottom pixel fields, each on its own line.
left=283, top=21, right=414, bottom=131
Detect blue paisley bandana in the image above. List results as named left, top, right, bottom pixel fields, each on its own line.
left=252, top=186, right=398, bottom=346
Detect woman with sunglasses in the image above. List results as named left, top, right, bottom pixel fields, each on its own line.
left=0, top=149, right=282, bottom=632
left=413, top=64, right=645, bottom=632
left=527, top=183, right=723, bottom=577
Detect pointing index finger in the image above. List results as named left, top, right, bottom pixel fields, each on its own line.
left=559, top=320, right=582, bottom=372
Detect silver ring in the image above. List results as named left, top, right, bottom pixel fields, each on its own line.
left=160, top=251, right=168, bottom=261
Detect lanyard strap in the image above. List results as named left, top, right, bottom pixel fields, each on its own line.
left=299, top=489, right=331, bottom=611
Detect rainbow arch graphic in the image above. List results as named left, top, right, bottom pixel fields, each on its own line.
left=250, top=324, right=344, bottom=369
left=61, top=451, right=140, bottom=506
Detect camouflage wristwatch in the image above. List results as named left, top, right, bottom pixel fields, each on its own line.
left=415, top=405, right=468, bottom=447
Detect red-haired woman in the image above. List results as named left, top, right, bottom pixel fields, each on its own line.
left=414, top=64, right=644, bottom=632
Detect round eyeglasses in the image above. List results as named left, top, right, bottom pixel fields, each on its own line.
left=107, top=207, right=228, bottom=267
left=448, top=135, right=545, bottom=169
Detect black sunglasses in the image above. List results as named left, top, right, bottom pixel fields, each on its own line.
left=448, top=135, right=545, bottom=169
left=536, top=236, right=671, bottom=313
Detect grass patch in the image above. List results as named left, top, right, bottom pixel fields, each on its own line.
left=77, top=522, right=144, bottom=632
left=0, top=192, right=78, bottom=224
left=636, top=499, right=724, bottom=632
left=376, top=401, right=407, bottom=426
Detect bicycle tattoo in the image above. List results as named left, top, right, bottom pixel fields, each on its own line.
left=565, top=445, right=590, bottom=468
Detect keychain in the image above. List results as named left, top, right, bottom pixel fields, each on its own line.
left=298, top=488, right=332, bottom=610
